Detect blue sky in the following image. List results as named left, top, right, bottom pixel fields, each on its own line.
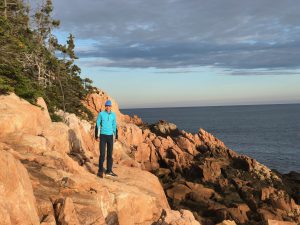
left=52, top=0, right=300, bottom=108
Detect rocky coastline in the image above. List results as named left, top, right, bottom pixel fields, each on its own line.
left=0, top=90, right=299, bottom=225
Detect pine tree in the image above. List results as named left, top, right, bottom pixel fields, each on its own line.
left=0, top=0, right=94, bottom=121
left=67, top=33, right=78, bottom=60
left=83, top=78, right=93, bottom=91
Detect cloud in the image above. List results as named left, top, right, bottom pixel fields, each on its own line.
left=227, top=69, right=300, bottom=76
left=51, top=0, right=300, bottom=71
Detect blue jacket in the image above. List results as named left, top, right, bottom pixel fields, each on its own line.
left=96, top=110, right=117, bottom=136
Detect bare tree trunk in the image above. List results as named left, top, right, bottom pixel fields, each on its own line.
left=58, top=77, right=66, bottom=113
left=48, top=32, right=52, bottom=51
left=4, top=0, right=7, bottom=19
left=48, top=27, right=53, bottom=52
left=57, top=66, right=66, bottom=119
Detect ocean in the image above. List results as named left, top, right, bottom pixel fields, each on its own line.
left=121, top=104, right=300, bottom=174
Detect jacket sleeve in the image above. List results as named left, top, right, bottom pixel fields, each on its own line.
left=113, top=113, right=117, bottom=137
left=94, top=124, right=98, bottom=138
left=96, top=112, right=102, bottom=137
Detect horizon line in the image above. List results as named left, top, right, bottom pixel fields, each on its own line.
left=120, top=101, right=300, bottom=110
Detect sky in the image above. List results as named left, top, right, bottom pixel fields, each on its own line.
left=50, top=0, right=300, bottom=108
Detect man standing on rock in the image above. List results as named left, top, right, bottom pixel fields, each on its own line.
left=95, top=100, right=118, bottom=178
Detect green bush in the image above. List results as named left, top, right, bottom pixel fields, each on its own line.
left=0, top=76, right=14, bottom=94
left=50, top=113, right=63, bottom=122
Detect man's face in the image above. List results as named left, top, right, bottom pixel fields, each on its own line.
left=105, top=105, right=112, bottom=112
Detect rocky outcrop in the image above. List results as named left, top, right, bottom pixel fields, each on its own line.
left=83, top=89, right=124, bottom=122
left=84, top=90, right=300, bottom=224
left=83, top=88, right=143, bottom=126
left=143, top=121, right=299, bottom=225
left=1, top=91, right=299, bottom=225
left=0, top=93, right=199, bottom=225
left=112, top=115, right=300, bottom=224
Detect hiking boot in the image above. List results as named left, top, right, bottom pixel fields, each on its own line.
left=105, top=171, right=117, bottom=177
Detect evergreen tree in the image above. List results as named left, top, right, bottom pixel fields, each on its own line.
left=0, top=0, right=94, bottom=121
left=67, top=33, right=78, bottom=60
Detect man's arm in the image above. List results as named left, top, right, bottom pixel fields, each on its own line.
left=112, top=113, right=117, bottom=139
left=96, top=112, right=102, bottom=138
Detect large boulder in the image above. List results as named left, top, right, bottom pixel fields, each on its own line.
left=0, top=150, right=40, bottom=225
left=123, top=114, right=143, bottom=126
left=135, top=142, right=151, bottom=163
left=267, top=219, right=297, bottom=225
left=56, top=111, right=93, bottom=151
left=176, top=136, right=195, bottom=155
left=197, top=128, right=226, bottom=149
left=0, top=93, right=51, bottom=139
left=198, top=158, right=222, bottom=182
left=41, top=122, right=71, bottom=154
left=118, top=122, right=144, bottom=147
left=163, top=209, right=201, bottom=225
left=113, top=140, right=140, bottom=168
left=36, top=96, right=52, bottom=122
left=54, top=197, right=82, bottom=225
left=150, top=120, right=179, bottom=137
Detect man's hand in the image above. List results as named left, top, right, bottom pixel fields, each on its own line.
left=114, top=135, right=118, bottom=143
left=95, top=137, right=100, bottom=142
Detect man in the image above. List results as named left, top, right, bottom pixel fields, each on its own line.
left=95, top=100, right=118, bottom=178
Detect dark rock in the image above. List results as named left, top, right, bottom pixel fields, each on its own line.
left=149, top=120, right=180, bottom=137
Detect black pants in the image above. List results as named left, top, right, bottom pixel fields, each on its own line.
left=98, top=134, right=113, bottom=173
